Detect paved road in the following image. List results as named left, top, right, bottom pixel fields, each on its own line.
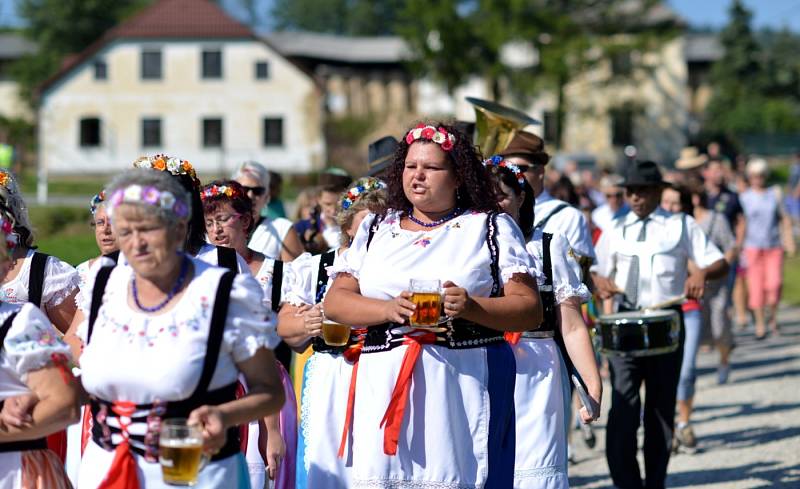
left=568, top=307, right=800, bottom=488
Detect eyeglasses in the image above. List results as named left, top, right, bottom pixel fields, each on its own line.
left=241, top=185, right=266, bottom=197
left=205, top=214, right=241, bottom=229
left=92, top=218, right=111, bottom=229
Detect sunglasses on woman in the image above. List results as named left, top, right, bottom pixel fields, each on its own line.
left=241, top=185, right=267, bottom=197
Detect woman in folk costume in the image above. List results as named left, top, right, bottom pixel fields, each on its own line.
left=278, top=177, right=387, bottom=489
left=484, top=157, right=602, bottom=488
left=201, top=180, right=298, bottom=489
left=76, top=169, right=285, bottom=489
left=0, top=216, right=81, bottom=489
left=323, top=122, right=542, bottom=488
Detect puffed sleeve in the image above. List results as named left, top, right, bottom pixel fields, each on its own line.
left=684, top=214, right=724, bottom=268
left=223, top=273, right=280, bottom=363
left=2, top=303, right=73, bottom=381
left=549, top=234, right=591, bottom=304
left=281, top=252, right=317, bottom=306
left=327, top=212, right=377, bottom=281
left=495, top=213, right=539, bottom=284
left=43, top=256, right=80, bottom=309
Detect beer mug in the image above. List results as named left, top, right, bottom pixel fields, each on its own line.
left=409, top=279, right=443, bottom=328
left=159, top=418, right=207, bottom=486
left=321, top=317, right=351, bottom=347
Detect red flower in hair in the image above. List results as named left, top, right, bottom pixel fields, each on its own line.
left=415, top=123, right=426, bottom=129
left=405, top=132, right=415, bottom=144
left=421, top=127, right=436, bottom=139
left=441, top=138, right=454, bottom=151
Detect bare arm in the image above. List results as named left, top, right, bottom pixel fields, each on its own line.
left=63, top=308, right=85, bottom=362
left=781, top=214, right=796, bottom=256
left=276, top=303, right=318, bottom=352
left=263, top=412, right=284, bottom=480
left=45, top=290, right=79, bottom=334
left=558, top=298, right=601, bottom=422
left=280, top=228, right=305, bottom=262
left=444, top=274, right=543, bottom=332
left=323, top=274, right=416, bottom=327
left=0, top=365, right=80, bottom=442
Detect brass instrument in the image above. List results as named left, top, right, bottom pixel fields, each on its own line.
left=466, top=97, right=541, bottom=156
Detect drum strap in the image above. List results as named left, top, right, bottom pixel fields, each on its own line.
left=28, top=252, right=49, bottom=308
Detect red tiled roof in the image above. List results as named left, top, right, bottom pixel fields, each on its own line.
left=39, top=0, right=255, bottom=94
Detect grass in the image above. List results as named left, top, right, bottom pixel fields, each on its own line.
left=781, top=254, right=800, bottom=306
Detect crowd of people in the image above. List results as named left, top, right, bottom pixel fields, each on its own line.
left=0, top=121, right=794, bottom=489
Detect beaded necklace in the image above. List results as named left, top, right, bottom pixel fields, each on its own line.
left=131, top=256, right=189, bottom=313
left=406, top=207, right=462, bottom=228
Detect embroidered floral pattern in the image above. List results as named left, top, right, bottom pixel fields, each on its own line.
left=413, top=236, right=432, bottom=248
left=7, top=322, right=67, bottom=350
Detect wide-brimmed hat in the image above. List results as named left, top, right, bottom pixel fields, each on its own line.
left=674, top=147, right=708, bottom=170
left=498, top=131, right=547, bottom=165
left=367, top=136, right=398, bottom=177
left=622, top=160, right=666, bottom=188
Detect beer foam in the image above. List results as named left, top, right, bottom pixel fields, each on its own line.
left=159, top=438, right=202, bottom=447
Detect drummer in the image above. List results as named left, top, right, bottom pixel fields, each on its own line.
left=592, top=160, right=727, bottom=489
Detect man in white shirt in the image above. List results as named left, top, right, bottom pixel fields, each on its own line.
left=499, top=132, right=595, bottom=279
left=592, top=160, right=727, bottom=489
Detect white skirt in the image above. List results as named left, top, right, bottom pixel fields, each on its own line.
left=78, top=440, right=250, bottom=489
left=349, top=342, right=515, bottom=488
left=297, top=351, right=354, bottom=489
left=512, top=338, right=570, bottom=489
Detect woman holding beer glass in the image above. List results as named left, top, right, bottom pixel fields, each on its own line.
left=324, top=122, right=542, bottom=487
left=485, top=157, right=601, bottom=487
left=0, top=218, right=80, bottom=489
left=278, top=177, right=386, bottom=489
left=201, top=179, right=297, bottom=489
left=76, top=170, right=285, bottom=488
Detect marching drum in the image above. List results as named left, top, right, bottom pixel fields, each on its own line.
left=595, top=310, right=680, bottom=357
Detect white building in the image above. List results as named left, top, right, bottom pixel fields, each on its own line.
left=37, top=0, right=324, bottom=181
left=0, top=33, right=36, bottom=121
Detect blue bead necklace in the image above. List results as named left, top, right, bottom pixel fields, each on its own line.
left=406, top=207, right=462, bottom=228
left=132, top=256, right=189, bottom=313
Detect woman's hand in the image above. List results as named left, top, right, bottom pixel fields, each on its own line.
left=299, top=303, right=323, bottom=337
left=265, top=426, right=285, bottom=480
left=0, top=394, right=38, bottom=430
left=187, top=405, right=227, bottom=455
left=383, top=291, right=416, bottom=324
left=578, top=392, right=602, bottom=424
left=442, top=281, right=473, bottom=319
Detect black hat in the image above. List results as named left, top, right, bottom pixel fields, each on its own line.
left=367, top=136, right=398, bottom=177
left=621, top=160, right=666, bottom=187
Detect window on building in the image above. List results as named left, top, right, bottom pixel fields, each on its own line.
left=94, top=60, right=107, bottom=80
left=141, top=49, right=162, bottom=79
left=611, top=51, right=632, bottom=76
left=255, top=61, right=270, bottom=80
left=142, top=118, right=162, bottom=147
left=610, top=108, right=633, bottom=147
left=80, top=118, right=101, bottom=147
left=263, top=117, right=283, bottom=146
left=202, top=49, right=222, bottom=79
left=543, top=111, right=558, bottom=144
left=203, top=118, right=223, bottom=147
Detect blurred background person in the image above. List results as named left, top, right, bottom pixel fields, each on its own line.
left=234, top=161, right=303, bottom=262
left=294, top=187, right=320, bottom=223
left=295, top=168, right=352, bottom=254
left=740, top=158, right=796, bottom=339
left=265, top=170, right=288, bottom=220
left=592, top=174, right=629, bottom=234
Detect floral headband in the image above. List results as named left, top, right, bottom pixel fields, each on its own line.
left=108, top=185, right=189, bottom=220
left=405, top=124, right=456, bottom=151
left=0, top=218, right=17, bottom=250
left=200, top=184, right=243, bottom=201
left=133, top=155, right=200, bottom=187
left=90, top=190, right=106, bottom=215
left=483, top=155, right=526, bottom=187
left=341, top=177, right=386, bottom=210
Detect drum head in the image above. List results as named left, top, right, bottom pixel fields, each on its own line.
left=599, top=310, right=679, bottom=324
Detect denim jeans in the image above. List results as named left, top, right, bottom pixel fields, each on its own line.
left=677, top=309, right=702, bottom=401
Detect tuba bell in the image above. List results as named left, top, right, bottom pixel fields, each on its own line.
left=466, top=97, right=541, bottom=157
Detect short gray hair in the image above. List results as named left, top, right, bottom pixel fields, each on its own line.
left=106, top=169, right=191, bottom=227
left=232, top=161, right=270, bottom=188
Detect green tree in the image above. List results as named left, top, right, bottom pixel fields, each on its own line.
left=12, top=0, right=149, bottom=107
left=271, top=0, right=404, bottom=35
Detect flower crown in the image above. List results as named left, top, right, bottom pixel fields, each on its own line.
left=0, top=217, right=17, bottom=250
left=90, top=190, right=106, bottom=215
left=405, top=124, right=456, bottom=151
left=108, top=185, right=189, bottom=220
left=483, top=155, right=526, bottom=187
left=200, top=184, right=243, bottom=201
left=133, top=155, right=200, bottom=187
left=341, top=177, right=386, bottom=210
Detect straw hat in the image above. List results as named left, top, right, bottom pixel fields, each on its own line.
left=674, top=147, right=708, bottom=170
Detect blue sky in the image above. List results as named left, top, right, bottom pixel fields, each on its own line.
left=1, top=0, right=799, bottom=31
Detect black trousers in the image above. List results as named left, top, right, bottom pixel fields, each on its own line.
left=605, top=314, right=684, bottom=489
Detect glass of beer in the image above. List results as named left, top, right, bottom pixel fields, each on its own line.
left=159, top=418, right=206, bottom=486
left=409, top=279, right=443, bottom=328
left=321, top=317, right=351, bottom=346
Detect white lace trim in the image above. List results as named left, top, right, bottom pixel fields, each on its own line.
left=514, top=464, right=568, bottom=479
left=299, top=353, right=318, bottom=473
left=47, top=280, right=79, bottom=308
left=327, top=266, right=360, bottom=282
left=553, top=282, right=591, bottom=304
left=500, top=265, right=537, bottom=283
left=352, top=480, right=480, bottom=489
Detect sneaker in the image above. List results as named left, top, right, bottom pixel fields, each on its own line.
left=580, top=423, right=596, bottom=449
left=717, top=365, right=731, bottom=385
left=675, top=424, right=697, bottom=449
left=567, top=444, right=576, bottom=464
